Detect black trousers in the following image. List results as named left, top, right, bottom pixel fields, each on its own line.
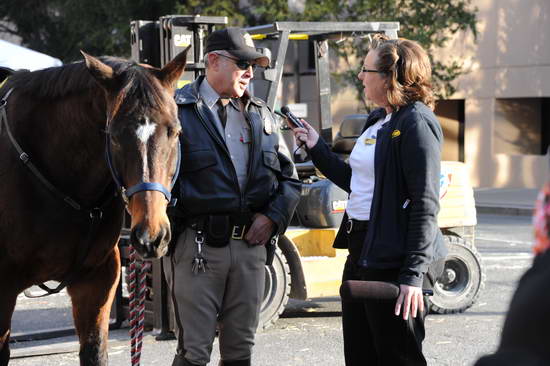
left=342, top=227, right=429, bottom=366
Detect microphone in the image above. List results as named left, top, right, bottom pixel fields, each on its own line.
left=280, top=105, right=305, bottom=129
left=339, top=280, right=434, bottom=302
left=340, top=281, right=399, bottom=301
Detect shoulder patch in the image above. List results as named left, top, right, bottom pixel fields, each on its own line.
left=174, top=87, right=197, bottom=105
left=249, top=96, right=266, bottom=107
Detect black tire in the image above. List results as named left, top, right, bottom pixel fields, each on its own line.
left=258, top=248, right=291, bottom=331
left=430, top=235, right=485, bottom=314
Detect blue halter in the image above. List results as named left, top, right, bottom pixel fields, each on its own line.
left=104, top=131, right=180, bottom=207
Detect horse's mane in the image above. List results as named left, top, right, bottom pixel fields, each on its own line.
left=4, top=57, right=165, bottom=110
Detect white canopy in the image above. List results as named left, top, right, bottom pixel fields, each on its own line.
left=0, top=39, right=62, bottom=71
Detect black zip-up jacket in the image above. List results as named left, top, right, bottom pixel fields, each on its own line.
left=173, top=76, right=301, bottom=234
left=310, top=102, right=447, bottom=287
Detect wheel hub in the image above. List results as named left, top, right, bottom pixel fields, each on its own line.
left=443, top=268, right=457, bottom=284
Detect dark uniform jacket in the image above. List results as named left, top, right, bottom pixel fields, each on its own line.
left=173, top=76, right=301, bottom=235
left=310, top=102, right=447, bottom=287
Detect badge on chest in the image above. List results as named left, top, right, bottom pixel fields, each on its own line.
left=263, top=114, right=273, bottom=135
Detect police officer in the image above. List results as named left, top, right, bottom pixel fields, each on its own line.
left=165, top=27, right=301, bottom=366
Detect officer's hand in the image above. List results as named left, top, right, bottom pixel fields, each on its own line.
left=289, top=119, right=319, bottom=149
left=395, top=284, right=424, bottom=320
left=245, top=213, right=274, bottom=246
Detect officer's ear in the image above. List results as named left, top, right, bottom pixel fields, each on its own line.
left=206, top=52, right=223, bottom=71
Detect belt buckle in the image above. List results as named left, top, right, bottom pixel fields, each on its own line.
left=231, top=225, right=246, bottom=240
left=345, top=219, right=353, bottom=234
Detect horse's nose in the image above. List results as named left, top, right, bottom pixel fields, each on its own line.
left=130, top=226, right=155, bottom=258
left=130, top=224, right=171, bottom=259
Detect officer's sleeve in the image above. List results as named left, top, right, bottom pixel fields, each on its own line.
left=261, top=115, right=301, bottom=235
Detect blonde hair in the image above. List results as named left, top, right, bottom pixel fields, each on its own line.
left=369, top=34, right=435, bottom=110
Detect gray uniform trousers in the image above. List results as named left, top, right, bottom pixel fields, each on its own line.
left=163, top=227, right=266, bottom=365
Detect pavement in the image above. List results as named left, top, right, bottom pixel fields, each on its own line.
left=474, top=187, right=540, bottom=216
left=7, top=187, right=541, bottom=364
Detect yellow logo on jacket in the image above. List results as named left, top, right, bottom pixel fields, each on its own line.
left=392, top=129, right=401, bottom=138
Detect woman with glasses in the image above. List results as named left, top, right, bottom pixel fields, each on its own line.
left=290, top=34, right=447, bottom=365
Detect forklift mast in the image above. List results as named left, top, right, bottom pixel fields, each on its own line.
left=244, top=21, right=399, bottom=143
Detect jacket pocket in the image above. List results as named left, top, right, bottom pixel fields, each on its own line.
left=263, top=150, right=281, bottom=172
left=180, top=149, right=217, bottom=173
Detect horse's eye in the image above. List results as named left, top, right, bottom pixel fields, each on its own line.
left=167, top=126, right=181, bottom=138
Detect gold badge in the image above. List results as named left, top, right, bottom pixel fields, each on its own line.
left=364, top=138, right=376, bottom=145
left=264, top=116, right=273, bottom=135
left=392, top=129, right=401, bottom=138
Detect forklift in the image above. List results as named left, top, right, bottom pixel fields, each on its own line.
left=124, top=17, right=485, bottom=335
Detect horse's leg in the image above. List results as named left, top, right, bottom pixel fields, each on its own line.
left=68, top=247, right=121, bottom=366
left=0, top=288, right=18, bottom=366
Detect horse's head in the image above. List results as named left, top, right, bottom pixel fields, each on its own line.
left=82, top=48, right=190, bottom=259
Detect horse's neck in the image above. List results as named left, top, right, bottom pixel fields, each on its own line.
left=16, top=91, right=113, bottom=205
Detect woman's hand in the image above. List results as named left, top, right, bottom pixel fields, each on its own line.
left=395, top=284, right=424, bottom=320
left=289, top=119, right=319, bottom=149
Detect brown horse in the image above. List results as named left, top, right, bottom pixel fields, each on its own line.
left=0, top=47, right=189, bottom=365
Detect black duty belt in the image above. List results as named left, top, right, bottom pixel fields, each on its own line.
left=187, top=213, right=254, bottom=243
left=346, top=218, right=369, bottom=234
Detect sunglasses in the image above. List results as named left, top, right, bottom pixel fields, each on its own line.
left=216, top=53, right=258, bottom=71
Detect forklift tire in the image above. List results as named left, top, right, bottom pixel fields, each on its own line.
left=258, top=248, right=291, bottom=331
left=430, top=235, right=485, bottom=314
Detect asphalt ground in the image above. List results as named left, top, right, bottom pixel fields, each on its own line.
left=8, top=213, right=535, bottom=365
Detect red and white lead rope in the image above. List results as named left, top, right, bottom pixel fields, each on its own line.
left=128, top=246, right=149, bottom=366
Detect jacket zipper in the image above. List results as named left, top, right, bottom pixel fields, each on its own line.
left=194, top=103, right=243, bottom=206
left=360, top=114, right=395, bottom=267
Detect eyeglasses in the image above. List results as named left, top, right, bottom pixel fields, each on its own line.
left=216, top=53, right=257, bottom=71
left=361, top=68, right=386, bottom=74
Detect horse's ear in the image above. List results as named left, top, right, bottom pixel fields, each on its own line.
left=156, top=45, right=191, bottom=89
left=81, top=51, right=117, bottom=91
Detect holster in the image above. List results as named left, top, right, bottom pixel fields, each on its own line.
left=202, top=215, right=232, bottom=248
left=265, top=236, right=277, bottom=266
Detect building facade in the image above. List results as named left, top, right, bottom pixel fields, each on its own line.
left=434, top=0, right=549, bottom=188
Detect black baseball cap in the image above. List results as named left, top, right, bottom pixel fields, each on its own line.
left=205, top=27, right=270, bottom=68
